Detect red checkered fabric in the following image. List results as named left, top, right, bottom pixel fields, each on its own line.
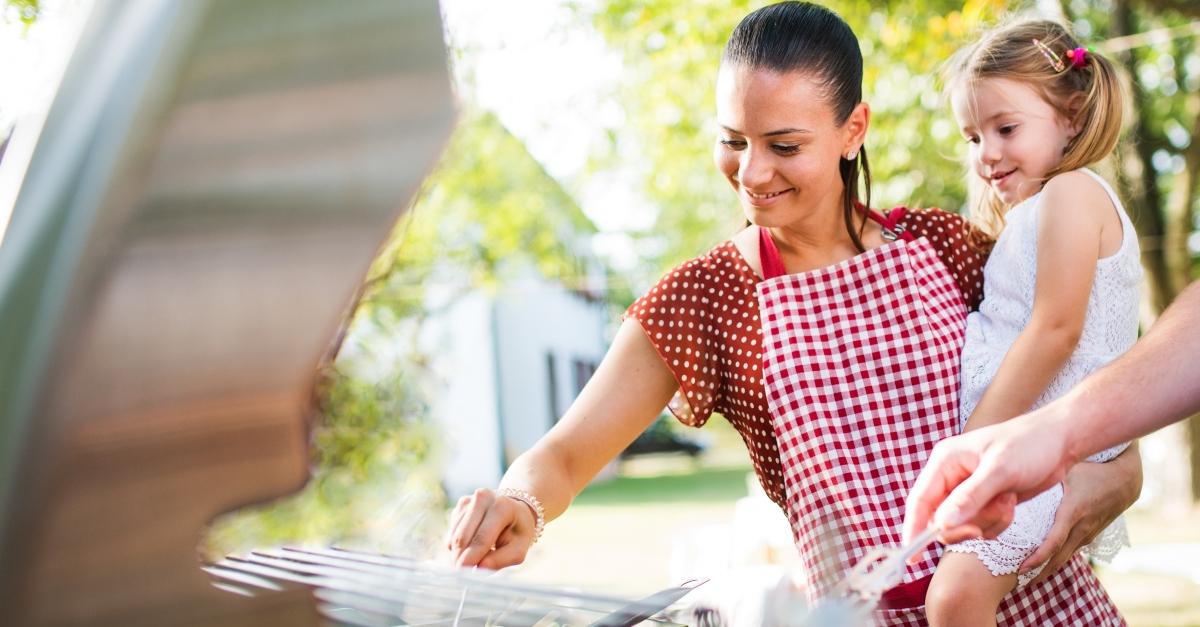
left=759, top=237, right=967, bottom=600
left=1000, top=556, right=1124, bottom=625
left=875, top=556, right=1124, bottom=625
left=627, top=209, right=1123, bottom=622
left=624, top=208, right=991, bottom=513
left=758, top=235, right=1124, bottom=624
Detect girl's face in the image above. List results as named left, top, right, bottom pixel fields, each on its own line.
left=714, top=65, right=867, bottom=229
left=952, top=77, right=1076, bottom=205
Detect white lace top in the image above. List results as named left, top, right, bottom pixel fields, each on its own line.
left=952, top=169, right=1143, bottom=578
left=959, top=168, right=1142, bottom=432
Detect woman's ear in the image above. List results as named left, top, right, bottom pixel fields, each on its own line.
left=844, top=101, right=871, bottom=155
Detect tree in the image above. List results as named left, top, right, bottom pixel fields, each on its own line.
left=208, top=108, right=605, bottom=555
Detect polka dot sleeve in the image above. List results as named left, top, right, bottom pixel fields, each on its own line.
left=625, top=239, right=769, bottom=428
left=623, top=255, right=725, bottom=427
left=898, top=207, right=995, bottom=311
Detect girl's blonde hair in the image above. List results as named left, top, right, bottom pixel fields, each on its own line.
left=943, top=19, right=1125, bottom=234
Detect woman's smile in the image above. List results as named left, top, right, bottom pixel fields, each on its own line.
left=743, top=187, right=794, bottom=206
left=714, top=65, right=855, bottom=229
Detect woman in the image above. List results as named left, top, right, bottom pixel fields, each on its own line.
left=446, top=3, right=1139, bottom=623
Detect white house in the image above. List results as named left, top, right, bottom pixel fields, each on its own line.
left=425, top=269, right=610, bottom=499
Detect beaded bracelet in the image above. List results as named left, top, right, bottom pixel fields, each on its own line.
left=498, top=487, right=545, bottom=543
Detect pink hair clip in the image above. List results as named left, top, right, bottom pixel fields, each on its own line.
left=1032, top=38, right=1065, bottom=72
left=1064, top=46, right=1091, bottom=69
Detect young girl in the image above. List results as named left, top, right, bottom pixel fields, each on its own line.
left=923, top=20, right=1142, bottom=627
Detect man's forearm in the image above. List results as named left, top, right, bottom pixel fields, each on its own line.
left=1061, top=281, right=1200, bottom=461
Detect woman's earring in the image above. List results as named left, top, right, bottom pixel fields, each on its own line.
left=845, top=148, right=859, bottom=160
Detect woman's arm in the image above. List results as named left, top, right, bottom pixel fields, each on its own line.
left=962, top=173, right=1109, bottom=431
left=446, top=318, right=679, bottom=569
left=1023, top=442, right=1143, bottom=583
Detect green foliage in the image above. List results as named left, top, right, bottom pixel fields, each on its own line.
left=366, top=108, right=597, bottom=312
left=312, top=368, right=433, bottom=483
left=208, top=107, right=603, bottom=557
left=3, top=0, right=39, bottom=26
left=205, top=367, right=446, bottom=558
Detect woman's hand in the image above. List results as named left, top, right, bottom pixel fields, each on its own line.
left=1020, top=443, right=1143, bottom=584
left=445, top=488, right=538, bottom=570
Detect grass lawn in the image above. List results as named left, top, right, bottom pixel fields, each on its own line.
left=504, top=450, right=1200, bottom=626
left=506, top=454, right=755, bottom=597
left=571, top=463, right=751, bottom=507
left=1097, top=506, right=1200, bottom=626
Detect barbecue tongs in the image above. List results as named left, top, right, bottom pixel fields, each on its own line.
left=838, top=526, right=943, bottom=605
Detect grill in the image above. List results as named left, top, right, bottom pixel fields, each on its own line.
left=208, top=547, right=702, bottom=626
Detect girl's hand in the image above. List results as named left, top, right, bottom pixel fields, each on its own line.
left=445, top=488, right=538, bottom=570
left=1020, top=444, right=1142, bottom=584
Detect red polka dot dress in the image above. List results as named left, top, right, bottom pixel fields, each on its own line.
left=624, top=207, right=1125, bottom=625
left=625, top=208, right=989, bottom=510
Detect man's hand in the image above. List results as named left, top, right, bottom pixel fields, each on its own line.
left=903, top=411, right=1074, bottom=545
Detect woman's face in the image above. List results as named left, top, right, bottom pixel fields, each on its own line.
left=714, top=64, right=867, bottom=229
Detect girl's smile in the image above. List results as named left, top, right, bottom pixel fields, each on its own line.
left=952, top=78, right=1077, bottom=205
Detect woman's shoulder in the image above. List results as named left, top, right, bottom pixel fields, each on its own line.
left=897, top=206, right=971, bottom=231
left=660, top=236, right=759, bottom=285
left=628, top=237, right=758, bottom=312
left=890, top=205, right=993, bottom=310
left=894, top=206, right=994, bottom=250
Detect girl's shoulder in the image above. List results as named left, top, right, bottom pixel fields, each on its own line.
left=1041, top=169, right=1119, bottom=218
left=1044, top=168, right=1111, bottom=190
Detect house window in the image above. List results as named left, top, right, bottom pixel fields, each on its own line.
left=572, top=358, right=597, bottom=396
left=546, top=352, right=559, bottom=427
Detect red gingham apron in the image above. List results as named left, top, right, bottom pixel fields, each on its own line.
left=756, top=219, right=1125, bottom=625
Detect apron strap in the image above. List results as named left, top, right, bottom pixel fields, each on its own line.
left=758, top=227, right=788, bottom=279
left=757, top=206, right=909, bottom=279
left=869, top=206, right=916, bottom=243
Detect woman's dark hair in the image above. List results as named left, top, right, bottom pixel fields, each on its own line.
left=723, top=1, right=871, bottom=251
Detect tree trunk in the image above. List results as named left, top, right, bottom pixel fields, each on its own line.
left=1167, top=92, right=1200, bottom=295
left=1111, top=0, right=1175, bottom=314
left=1112, top=0, right=1200, bottom=503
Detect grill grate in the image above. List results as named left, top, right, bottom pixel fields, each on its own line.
left=207, top=546, right=703, bottom=626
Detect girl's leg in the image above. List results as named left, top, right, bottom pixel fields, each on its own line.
left=925, top=551, right=1017, bottom=627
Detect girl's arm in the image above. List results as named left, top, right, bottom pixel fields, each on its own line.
left=963, top=172, right=1113, bottom=431
left=447, top=318, right=679, bottom=569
